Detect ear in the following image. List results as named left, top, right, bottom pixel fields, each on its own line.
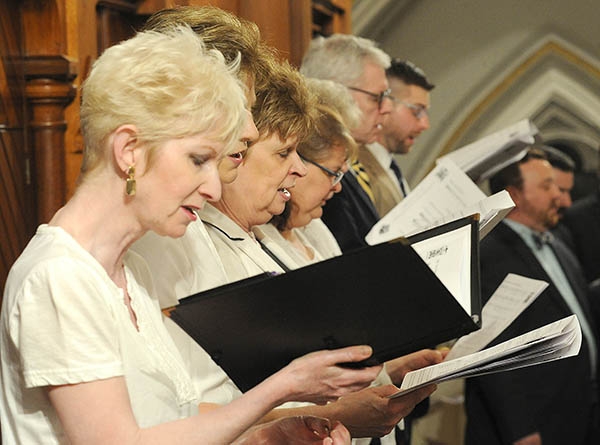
left=112, top=124, right=140, bottom=174
left=505, top=185, right=523, bottom=207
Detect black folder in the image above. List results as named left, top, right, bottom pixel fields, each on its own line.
left=170, top=215, right=481, bottom=392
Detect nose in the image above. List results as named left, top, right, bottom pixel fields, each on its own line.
left=561, top=191, right=572, bottom=208
left=332, top=180, right=343, bottom=194
left=290, top=151, right=308, bottom=177
left=240, top=109, right=259, bottom=147
left=565, top=193, right=572, bottom=207
left=419, top=114, right=430, bottom=130
left=199, top=163, right=222, bottom=202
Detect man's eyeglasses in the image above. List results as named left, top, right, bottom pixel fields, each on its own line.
left=347, top=86, right=391, bottom=109
left=390, top=97, right=429, bottom=120
left=299, top=153, right=345, bottom=186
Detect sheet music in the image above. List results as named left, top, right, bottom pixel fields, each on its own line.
left=411, top=225, right=472, bottom=314
left=366, top=160, right=486, bottom=244
left=437, top=119, right=538, bottom=181
left=446, top=274, right=548, bottom=360
left=389, top=315, right=580, bottom=398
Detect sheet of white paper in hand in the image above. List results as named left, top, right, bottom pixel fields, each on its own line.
left=445, top=273, right=548, bottom=360
left=366, top=159, right=486, bottom=245
left=389, top=315, right=581, bottom=398
left=437, top=119, right=538, bottom=181
left=410, top=224, right=473, bottom=315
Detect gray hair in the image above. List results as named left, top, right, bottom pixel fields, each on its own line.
left=305, top=78, right=361, bottom=131
left=300, top=34, right=390, bottom=86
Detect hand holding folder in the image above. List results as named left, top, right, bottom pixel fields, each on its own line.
left=170, top=215, right=481, bottom=392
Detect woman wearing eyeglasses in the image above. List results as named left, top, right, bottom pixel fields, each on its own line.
left=179, top=62, right=438, bottom=443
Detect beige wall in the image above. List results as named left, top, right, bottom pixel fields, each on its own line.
left=355, top=0, right=600, bottom=185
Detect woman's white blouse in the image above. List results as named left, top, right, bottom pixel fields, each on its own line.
left=0, top=225, right=198, bottom=444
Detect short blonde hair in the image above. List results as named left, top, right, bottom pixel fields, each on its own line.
left=79, top=26, right=246, bottom=178
left=252, top=61, right=316, bottom=144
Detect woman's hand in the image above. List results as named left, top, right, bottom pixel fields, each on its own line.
left=233, top=416, right=351, bottom=445
left=270, top=345, right=382, bottom=405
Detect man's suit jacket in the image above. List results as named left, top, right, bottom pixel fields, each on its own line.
left=560, top=189, right=600, bottom=284
left=465, top=222, right=598, bottom=445
left=320, top=170, right=380, bottom=253
left=359, top=147, right=404, bottom=217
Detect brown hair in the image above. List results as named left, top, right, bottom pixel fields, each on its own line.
left=143, top=6, right=277, bottom=92
left=489, top=146, right=548, bottom=193
left=252, top=61, right=316, bottom=144
left=297, top=104, right=357, bottom=163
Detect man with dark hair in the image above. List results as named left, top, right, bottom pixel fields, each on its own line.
left=466, top=147, right=599, bottom=445
left=542, top=145, right=576, bottom=218
left=361, top=59, right=435, bottom=216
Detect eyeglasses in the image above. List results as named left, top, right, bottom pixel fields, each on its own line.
left=299, top=153, right=345, bottom=186
left=347, top=86, right=392, bottom=109
left=390, top=97, right=429, bottom=119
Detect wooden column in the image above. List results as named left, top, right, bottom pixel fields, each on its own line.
left=24, top=56, right=76, bottom=223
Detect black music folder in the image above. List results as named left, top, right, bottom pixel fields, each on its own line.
left=170, top=215, right=481, bottom=392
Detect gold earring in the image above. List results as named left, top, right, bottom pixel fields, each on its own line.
left=126, top=165, right=136, bottom=196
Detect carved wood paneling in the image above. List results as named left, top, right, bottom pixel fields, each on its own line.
left=24, top=56, right=76, bottom=223
left=0, top=0, right=30, bottom=314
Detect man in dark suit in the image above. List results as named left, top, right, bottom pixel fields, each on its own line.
left=300, top=34, right=393, bottom=253
left=560, top=189, right=600, bottom=285
left=465, top=147, right=599, bottom=445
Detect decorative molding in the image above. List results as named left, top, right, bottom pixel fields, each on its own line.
left=24, top=54, right=77, bottom=223
left=23, top=55, right=77, bottom=80
left=438, top=38, right=600, bottom=160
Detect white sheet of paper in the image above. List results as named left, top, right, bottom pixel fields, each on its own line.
left=446, top=273, right=548, bottom=360
left=459, top=190, right=515, bottom=239
left=411, top=225, right=473, bottom=315
left=437, top=119, right=538, bottom=180
left=389, top=315, right=580, bottom=398
left=366, top=159, right=486, bottom=244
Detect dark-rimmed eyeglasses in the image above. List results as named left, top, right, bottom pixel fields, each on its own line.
left=347, top=86, right=391, bottom=109
left=299, top=153, right=345, bottom=186
left=390, top=97, right=429, bottom=119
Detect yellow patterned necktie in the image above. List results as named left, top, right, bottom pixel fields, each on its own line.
left=351, top=160, right=375, bottom=202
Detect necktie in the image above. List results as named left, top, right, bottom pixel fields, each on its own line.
left=351, top=160, right=375, bottom=202
left=532, top=231, right=554, bottom=249
left=389, top=158, right=407, bottom=197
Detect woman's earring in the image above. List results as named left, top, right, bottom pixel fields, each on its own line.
left=126, top=165, right=136, bottom=196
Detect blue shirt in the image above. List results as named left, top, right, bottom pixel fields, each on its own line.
left=504, top=219, right=597, bottom=375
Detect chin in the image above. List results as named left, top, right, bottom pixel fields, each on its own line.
left=267, top=199, right=286, bottom=216
left=160, top=221, right=192, bottom=239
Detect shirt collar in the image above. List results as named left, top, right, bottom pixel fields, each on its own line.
left=366, top=142, right=394, bottom=170
left=503, top=219, right=551, bottom=250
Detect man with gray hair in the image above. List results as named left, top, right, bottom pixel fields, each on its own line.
left=301, top=33, right=393, bottom=253
left=301, top=34, right=419, bottom=445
